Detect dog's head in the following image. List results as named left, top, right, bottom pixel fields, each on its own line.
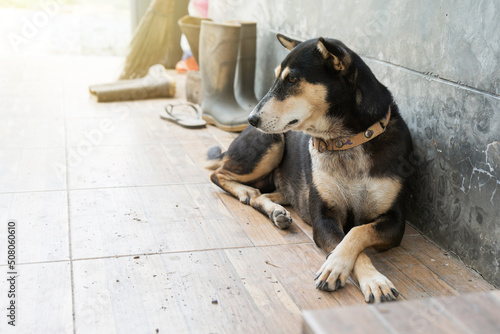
left=248, top=34, right=389, bottom=138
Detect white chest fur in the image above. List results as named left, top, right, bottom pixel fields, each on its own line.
left=309, top=141, right=402, bottom=223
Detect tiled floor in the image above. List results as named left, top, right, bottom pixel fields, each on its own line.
left=0, top=56, right=495, bottom=334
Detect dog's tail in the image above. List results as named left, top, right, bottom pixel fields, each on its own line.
left=204, top=145, right=225, bottom=170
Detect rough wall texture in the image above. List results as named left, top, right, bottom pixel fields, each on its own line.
left=209, top=0, right=500, bottom=286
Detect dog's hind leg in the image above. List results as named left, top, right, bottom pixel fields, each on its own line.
left=250, top=191, right=291, bottom=229
left=210, top=172, right=262, bottom=205
left=211, top=172, right=291, bottom=229
left=209, top=127, right=289, bottom=228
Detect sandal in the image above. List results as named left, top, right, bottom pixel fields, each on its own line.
left=160, top=103, right=206, bottom=129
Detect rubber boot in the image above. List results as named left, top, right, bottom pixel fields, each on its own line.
left=231, top=21, right=259, bottom=111
left=199, top=21, right=249, bottom=132
left=178, top=15, right=212, bottom=65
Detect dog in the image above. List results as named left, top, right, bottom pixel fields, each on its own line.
left=207, top=34, right=413, bottom=303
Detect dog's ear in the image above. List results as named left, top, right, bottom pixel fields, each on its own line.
left=277, top=33, right=302, bottom=51
left=317, top=37, right=351, bottom=73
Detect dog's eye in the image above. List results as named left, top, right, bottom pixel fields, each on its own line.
left=288, top=75, right=297, bottom=83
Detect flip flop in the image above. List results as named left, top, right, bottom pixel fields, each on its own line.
left=160, top=103, right=206, bottom=129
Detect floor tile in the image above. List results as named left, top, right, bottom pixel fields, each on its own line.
left=0, top=96, right=64, bottom=118
left=69, top=184, right=253, bottom=259
left=0, top=261, right=73, bottom=334
left=255, top=244, right=366, bottom=308
left=67, top=144, right=206, bottom=189
left=66, top=117, right=160, bottom=147
left=72, top=248, right=318, bottom=334
left=216, top=191, right=313, bottom=246
left=63, top=56, right=124, bottom=98
left=64, top=96, right=161, bottom=119
left=0, top=191, right=69, bottom=264
left=0, top=148, right=66, bottom=193
left=0, top=117, right=65, bottom=149
left=0, top=57, right=64, bottom=98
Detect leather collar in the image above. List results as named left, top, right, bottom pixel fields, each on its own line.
left=312, top=107, right=391, bottom=153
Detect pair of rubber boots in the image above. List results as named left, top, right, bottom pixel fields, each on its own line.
left=180, top=17, right=259, bottom=132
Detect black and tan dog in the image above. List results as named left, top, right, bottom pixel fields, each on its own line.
left=207, top=34, right=413, bottom=303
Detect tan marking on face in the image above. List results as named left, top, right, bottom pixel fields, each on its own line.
left=280, top=67, right=290, bottom=81
left=255, top=81, right=350, bottom=138
left=274, top=64, right=281, bottom=79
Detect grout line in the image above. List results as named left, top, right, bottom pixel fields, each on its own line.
left=70, top=242, right=316, bottom=263
left=0, top=146, right=67, bottom=151
left=363, top=56, right=500, bottom=100
left=63, top=141, right=210, bottom=149
left=0, top=188, right=68, bottom=195
left=0, top=258, right=72, bottom=267
left=262, top=27, right=500, bottom=99
left=0, top=181, right=212, bottom=195
left=65, top=181, right=212, bottom=192
left=0, top=243, right=314, bottom=267
left=63, top=91, right=77, bottom=334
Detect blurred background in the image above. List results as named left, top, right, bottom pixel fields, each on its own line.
left=0, top=0, right=130, bottom=57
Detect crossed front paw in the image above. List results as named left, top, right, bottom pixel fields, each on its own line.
left=314, top=251, right=354, bottom=292
left=358, top=272, right=400, bottom=303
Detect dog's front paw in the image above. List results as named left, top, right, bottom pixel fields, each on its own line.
left=314, top=250, right=354, bottom=292
left=271, top=209, right=292, bottom=229
left=358, top=272, right=399, bottom=303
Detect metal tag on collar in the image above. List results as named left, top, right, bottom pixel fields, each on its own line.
left=317, top=139, right=328, bottom=153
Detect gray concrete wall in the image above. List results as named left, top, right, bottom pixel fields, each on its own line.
left=210, top=0, right=500, bottom=286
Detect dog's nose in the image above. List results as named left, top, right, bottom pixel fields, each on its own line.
left=248, top=114, right=260, bottom=128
